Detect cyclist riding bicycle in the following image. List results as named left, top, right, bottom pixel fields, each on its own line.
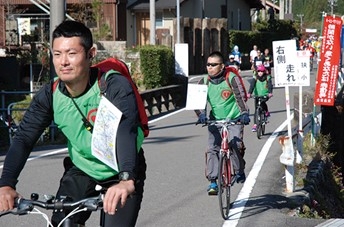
left=247, top=64, right=273, bottom=132
left=0, top=20, right=147, bottom=227
left=251, top=49, right=265, bottom=77
left=196, top=51, right=250, bottom=195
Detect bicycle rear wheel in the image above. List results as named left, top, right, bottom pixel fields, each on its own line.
left=218, top=154, right=231, bottom=220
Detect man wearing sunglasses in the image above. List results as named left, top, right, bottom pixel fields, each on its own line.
left=196, top=51, right=250, bottom=195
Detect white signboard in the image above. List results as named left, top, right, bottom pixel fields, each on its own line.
left=185, top=84, right=208, bottom=110
left=175, top=43, right=189, bottom=77
left=295, top=50, right=311, bottom=86
left=272, top=40, right=298, bottom=87
left=17, top=18, right=31, bottom=35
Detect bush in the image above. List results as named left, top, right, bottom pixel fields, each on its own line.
left=140, top=45, right=174, bottom=89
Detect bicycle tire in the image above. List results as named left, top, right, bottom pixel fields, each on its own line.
left=255, top=107, right=262, bottom=139
left=218, top=153, right=231, bottom=220
left=260, top=110, right=266, bottom=136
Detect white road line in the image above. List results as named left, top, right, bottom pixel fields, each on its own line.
left=223, top=113, right=293, bottom=227
left=148, top=108, right=185, bottom=123
left=0, top=148, right=68, bottom=169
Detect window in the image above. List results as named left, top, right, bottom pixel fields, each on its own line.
left=156, top=12, right=163, bottom=27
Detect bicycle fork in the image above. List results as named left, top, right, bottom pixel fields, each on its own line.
left=220, top=128, right=235, bottom=187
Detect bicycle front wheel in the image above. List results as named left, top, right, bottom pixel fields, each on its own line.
left=218, top=154, right=231, bottom=220
left=255, top=107, right=263, bottom=139
left=259, top=110, right=266, bottom=137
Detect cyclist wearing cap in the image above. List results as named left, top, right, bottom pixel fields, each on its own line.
left=226, top=54, right=240, bottom=70
left=247, top=64, right=273, bottom=132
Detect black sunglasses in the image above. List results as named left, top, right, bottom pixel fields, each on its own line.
left=206, top=63, right=222, bottom=67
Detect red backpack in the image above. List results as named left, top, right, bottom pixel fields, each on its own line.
left=92, top=58, right=149, bottom=137
left=224, top=66, right=248, bottom=102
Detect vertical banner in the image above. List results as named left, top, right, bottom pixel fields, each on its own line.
left=314, top=15, right=343, bottom=106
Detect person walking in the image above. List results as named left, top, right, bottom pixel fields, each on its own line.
left=250, top=45, right=258, bottom=68
left=252, top=49, right=265, bottom=74
left=196, top=51, right=250, bottom=195
left=231, top=45, right=242, bottom=66
left=0, top=20, right=147, bottom=227
left=263, top=48, right=273, bottom=74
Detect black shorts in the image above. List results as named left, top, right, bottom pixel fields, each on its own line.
left=51, top=149, right=146, bottom=227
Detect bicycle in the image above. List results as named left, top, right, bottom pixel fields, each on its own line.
left=0, top=185, right=105, bottom=227
left=0, top=113, right=18, bottom=138
left=198, top=118, right=241, bottom=220
left=252, top=95, right=269, bottom=139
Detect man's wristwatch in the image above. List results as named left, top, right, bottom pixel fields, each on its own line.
left=118, top=171, right=135, bottom=182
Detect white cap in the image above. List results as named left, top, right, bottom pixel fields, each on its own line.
left=229, top=54, right=235, bottom=59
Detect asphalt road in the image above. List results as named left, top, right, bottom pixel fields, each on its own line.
left=0, top=67, right=332, bottom=227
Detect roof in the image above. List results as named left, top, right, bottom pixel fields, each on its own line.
left=127, top=0, right=263, bottom=10
left=245, top=0, right=265, bottom=9
left=266, top=0, right=280, bottom=12
left=127, top=0, right=184, bottom=10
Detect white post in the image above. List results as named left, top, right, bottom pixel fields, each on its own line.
left=285, top=86, right=295, bottom=192
left=30, top=64, right=34, bottom=99
left=297, top=85, right=303, bottom=163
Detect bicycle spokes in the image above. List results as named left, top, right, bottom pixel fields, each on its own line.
left=218, top=155, right=232, bottom=220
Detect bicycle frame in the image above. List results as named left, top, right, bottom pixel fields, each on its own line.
left=206, top=119, right=238, bottom=220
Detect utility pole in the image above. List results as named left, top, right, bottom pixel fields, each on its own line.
left=176, top=0, right=180, bottom=44
left=328, top=0, right=337, bottom=15
left=49, top=0, right=65, bottom=79
left=279, top=0, right=285, bottom=19
left=149, top=0, right=156, bottom=45
left=49, top=0, right=65, bottom=43
left=297, top=14, right=304, bottom=33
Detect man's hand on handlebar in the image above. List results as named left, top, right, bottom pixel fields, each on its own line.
left=240, top=113, right=250, bottom=125
left=0, top=186, right=19, bottom=212
left=198, top=113, right=207, bottom=124
left=103, top=180, right=135, bottom=215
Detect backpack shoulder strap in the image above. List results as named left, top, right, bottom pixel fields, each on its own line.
left=203, top=75, right=210, bottom=85
left=99, top=69, right=121, bottom=95
left=225, top=67, right=248, bottom=101
left=52, top=77, right=60, bottom=92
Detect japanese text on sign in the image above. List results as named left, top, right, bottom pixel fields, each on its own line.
left=314, top=15, right=342, bottom=106
left=273, top=40, right=298, bottom=87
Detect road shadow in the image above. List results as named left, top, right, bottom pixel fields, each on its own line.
left=229, top=194, right=296, bottom=219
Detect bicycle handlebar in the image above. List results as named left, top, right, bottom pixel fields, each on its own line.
left=251, top=95, right=268, bottom=99
left=196, top=118, right=241, bottom=127
left=0, top=194, right=103, bottom=217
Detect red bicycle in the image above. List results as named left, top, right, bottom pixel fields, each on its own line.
left=203, top=119, right=240, bottom=220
